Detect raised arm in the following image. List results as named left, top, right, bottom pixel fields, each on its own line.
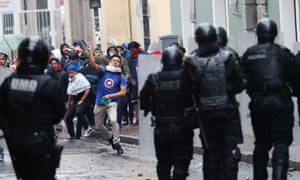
left=82, top=39, right=100, bottom=72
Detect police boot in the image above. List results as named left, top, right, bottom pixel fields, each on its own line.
left=272, top=161, right=287, bottom=180
left=272, top=144, right=289, bottom=180
left=253, top=145, right=269, bottom=180
left=203, top=153, right=222, bottom=180
left=203, top=167, right=221, bottom=180
left=172, top=166, right=188, bottom=180
left=231, top=146, right=241, bottom=180
left=223, top=147, right=239, bottom=180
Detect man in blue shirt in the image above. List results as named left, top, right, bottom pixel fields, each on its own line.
left=85, top=41, right=127, bottom=155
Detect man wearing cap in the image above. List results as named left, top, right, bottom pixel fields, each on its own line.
left=64, top=53, right=83, bottom=72
left=65, top=65, right=91, bottom=139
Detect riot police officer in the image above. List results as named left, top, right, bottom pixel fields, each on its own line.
left=140, top=47, right=194, bottom=180
left=181, top=23, right=245, bottom=180
left=0, top=37, right=65, bottom=180
left=241, top=18, right=295, bottom=180
left=216, top=25, right=244, bottom=176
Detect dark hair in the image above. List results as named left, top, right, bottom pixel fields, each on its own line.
left=73, top=40, right=84, bottom=49
left=0, top=52, right=8, bottom=59
left=128, top=41, right=140, bottom=49
left=106, top=46, right=118, bottom=56
left=110, top=54, right=122, bottom=61
left=178, top=46, right=186, bottom=54
left=70, top=53, right=79, bottom=60
left=49, top=57, right=60, bottom=64
left=169, top=42, right=180, bottom=47
left=116, top=45, right=123, bottom=50
left=60, top=43, right=70, bottom=55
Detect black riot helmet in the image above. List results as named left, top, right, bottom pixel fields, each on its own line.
left=161, top=46, right=183, bottom=70
left=256, top=18, right=278, bottom=43
left=215, top=26, right=228, bottom=47
left=17, top=36, right=50, bottom=74
left=195, top=23, right=219, bottom=55
left=195, top=23, right=217, bottom=46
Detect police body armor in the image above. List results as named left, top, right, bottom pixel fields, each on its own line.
left=151, top=71, right=182, bottom=124
left=6, top=73, right=55, bottom=131
left=192, top=50, right=230, bottom=110
left=245, top=44, right=284, bottom=94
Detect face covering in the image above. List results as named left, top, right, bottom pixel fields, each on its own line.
left=130, top=49, right=140, bottom=56
left=109, top=52, right=115, bottom=57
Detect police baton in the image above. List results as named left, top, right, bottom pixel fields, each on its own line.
left=192, top=94, right=209, bottom=150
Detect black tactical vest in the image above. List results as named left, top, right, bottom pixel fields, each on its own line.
left=6, top=73, right=54, bottom=131
left=192, top=50, right=230, bottom=110
left=151, top=71, right=182, bottom=124
left=245, top=44, right=284, bottom=94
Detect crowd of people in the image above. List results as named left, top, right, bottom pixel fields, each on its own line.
left=1, top=17, right=300, bottom=180
left=47, top=40, right=152, bottom=155
left=0, top=36, right=150, bottom=178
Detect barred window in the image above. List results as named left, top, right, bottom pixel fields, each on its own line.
left=2, top=13, right=14, bottom=34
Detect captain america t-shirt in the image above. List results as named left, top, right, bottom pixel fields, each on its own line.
left=95, top=66, right=127, bottom=106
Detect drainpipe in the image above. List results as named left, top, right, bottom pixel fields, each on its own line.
left=128, top=0, right=133, bottom=41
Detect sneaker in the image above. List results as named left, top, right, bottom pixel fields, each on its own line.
left=132, top=118, right=137, bottom=125
left=132, top=118, right=139, bottom=126
left=114, top=143, right=124, bottom=155
left=83, top=128, right=92, bottom=137
left=121, top=120, right=129, bottom=126
left=108, top=135, right=116, bottom=150
left=0, top=152, right=4, bottom=162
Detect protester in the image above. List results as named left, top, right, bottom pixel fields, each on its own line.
left=85, top=40, right=127, bottom=155
left=127, top=41, right=148, bottom=126
left=65, top=64, right=91, bottom=139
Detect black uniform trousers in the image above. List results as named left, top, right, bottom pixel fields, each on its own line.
left=249, top=95, right=294, bottom=180
left=199, top=108, right=237, bottom=180
left=8, top=131, right=57, bottom=180
left=154, top=122, right=194, bottom=180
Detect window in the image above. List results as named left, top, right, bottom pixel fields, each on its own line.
left=3, top=13, right=14, bottom=34
left=142, top=0, right=150, bottom=50
left=37, top=0, right=48, bottom=9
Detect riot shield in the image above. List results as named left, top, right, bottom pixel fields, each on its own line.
left=138, top=54, right=162, bottom=159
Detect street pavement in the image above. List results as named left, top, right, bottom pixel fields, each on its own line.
left=119, top=122, right=300, bottom=171
left=1, top=125, right=300, bottom=179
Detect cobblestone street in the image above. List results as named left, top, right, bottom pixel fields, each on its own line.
left=1, top=126, right=300, bottom=179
